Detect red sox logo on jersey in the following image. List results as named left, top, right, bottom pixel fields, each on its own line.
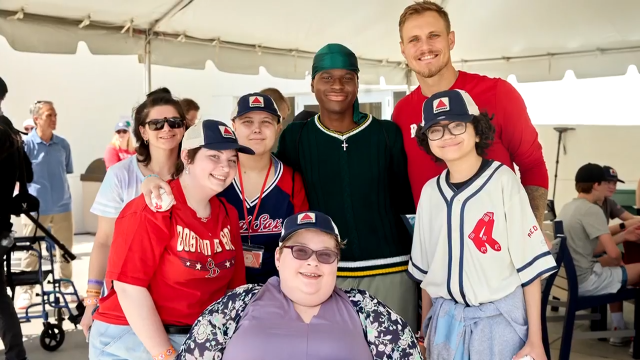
left=239, top=214, right=283, bottom=235
left=468, top=212, right=502, bottom=254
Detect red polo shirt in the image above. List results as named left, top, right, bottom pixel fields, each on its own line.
left=94, top=179, right=246, bottom=326
left=392, top=71, right=548, bottom=206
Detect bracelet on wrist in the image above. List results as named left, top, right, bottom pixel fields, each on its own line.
left=84, top=297, right=99, bottom=306
left=152, top=345, right=176, bottom=360
left=88, top=279, right=104, bottom=287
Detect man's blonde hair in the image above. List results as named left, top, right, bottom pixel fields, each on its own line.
left=398, top=1, right=451, bottom=40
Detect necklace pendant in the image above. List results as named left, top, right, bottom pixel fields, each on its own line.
left=200, top=217, right=209, bottom=223
left=342, top=139, right=348, bottom=151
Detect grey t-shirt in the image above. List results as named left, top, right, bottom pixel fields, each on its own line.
left=558, top=198, right=610, bottom=284
left=600, top=197, right=625, bottom=220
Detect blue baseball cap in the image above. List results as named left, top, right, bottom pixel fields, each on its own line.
left=279, top=211, right=340, bottom=245
left=182, top=119, right=255, bottom=155
left=420, top=89, right=480, bottom=132
left=233, top=93, right=281, bottom=123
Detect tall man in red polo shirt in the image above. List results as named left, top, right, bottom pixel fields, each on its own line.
left=392, top=1, right=549, bottom=227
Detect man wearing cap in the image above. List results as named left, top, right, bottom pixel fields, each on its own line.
left=557, top=163, right=640, bottom=347
left=18, top=100, right=75, bottom=309
left=275, top=43, right=417, bottom=330
left=393, top=1, right=549, bottom=229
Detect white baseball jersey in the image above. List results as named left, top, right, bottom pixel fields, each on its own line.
left=408, top=160, right=557, bottom=306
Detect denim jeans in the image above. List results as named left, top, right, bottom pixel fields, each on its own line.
left=88, top=320, right=186, bottom=360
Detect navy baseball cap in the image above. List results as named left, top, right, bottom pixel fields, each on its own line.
left=182, top=119, right=255, bottom=155
left=575, top=163, right=606, bottom=183
left=603, top=165, right=625, bottom=183
left=279, top=211, right=340, bottom=245
left=233, top=93, right=281, bottom=123
left=420, top=89, right=480, bottom=132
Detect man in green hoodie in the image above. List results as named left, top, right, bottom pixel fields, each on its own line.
left=275, top=43, right=418, bottom=330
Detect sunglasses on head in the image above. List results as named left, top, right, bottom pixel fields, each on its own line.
left=145, top=117, right=185, bottom=131
left=281, top=245, right=339, bottom=264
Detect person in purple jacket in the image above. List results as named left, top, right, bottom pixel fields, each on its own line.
left=176, top=211, right=422, bottom=360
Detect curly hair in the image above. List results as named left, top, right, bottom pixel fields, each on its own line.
left=415, top=112, right=495, bottom=162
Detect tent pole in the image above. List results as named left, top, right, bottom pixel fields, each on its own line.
left=144, top=31, right=152, bottom=94
left=551, top=127, right=575, bottom=201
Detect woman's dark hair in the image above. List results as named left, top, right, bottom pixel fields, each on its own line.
left=133, top=87, right=187, bottom=172
left=415, top=112, right=495, bottom=163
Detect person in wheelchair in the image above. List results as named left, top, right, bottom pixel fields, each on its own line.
left=0, top=93, right=31, bottom=360
left=176, top=211, right=422, bottom=360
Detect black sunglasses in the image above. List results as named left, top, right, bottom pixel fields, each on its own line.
left=145, top=117, right=185, bottom=131
left=116, top=129, right=128, bottom=134
left=281, top=245, right=339, bottom=264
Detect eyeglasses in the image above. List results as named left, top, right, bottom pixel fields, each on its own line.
left=281, top=245, right=339, bottom=264
left=116, top=130, right=128, bottom=134
left=425, top=121, right=468, bottom=141
left=145, top=117, right=185, bottom=131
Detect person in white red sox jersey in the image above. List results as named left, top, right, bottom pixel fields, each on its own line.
left=393, top=1, right=550, bottom=242
left=409, top=89, right=556, bottom=360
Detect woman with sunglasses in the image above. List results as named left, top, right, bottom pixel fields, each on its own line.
left=80, top=88, right=187, bottom=338
left=176, top=211, right=421, bottom=360
left=89, top=119, right=249, bottom=360
left=103, top=119, right=136, bottom=169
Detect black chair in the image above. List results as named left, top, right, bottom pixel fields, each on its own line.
left=541, top=220, right=640, bottom=359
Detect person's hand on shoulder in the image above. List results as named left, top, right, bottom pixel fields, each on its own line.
left=141, top=175, right=174, bottom=212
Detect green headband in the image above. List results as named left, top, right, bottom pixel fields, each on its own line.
left=312, top=44, right=366, bottom=125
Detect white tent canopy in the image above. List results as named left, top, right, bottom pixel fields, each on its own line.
left=1, top=0, right=640, bottom=87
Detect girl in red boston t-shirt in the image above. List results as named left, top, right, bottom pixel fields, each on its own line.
left=89, top=119, right=253, bottom=360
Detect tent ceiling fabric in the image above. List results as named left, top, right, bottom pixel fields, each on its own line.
left=1, top=0, right=640, bottom=84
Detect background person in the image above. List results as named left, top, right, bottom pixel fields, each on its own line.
left=103, top=120, right=136, bottom=169
left=19, top=100, right=75, bottom=309
left=0, top=77, right=29, bottom=360
left=179, top=98, right=200, bottom=127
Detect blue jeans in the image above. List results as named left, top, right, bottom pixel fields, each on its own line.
left=88, top=320, right=186, bottom=360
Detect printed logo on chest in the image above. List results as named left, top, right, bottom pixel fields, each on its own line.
left=467, top=211, right=502, bottom=254
left=410, top=124, right=418, bottom=138
left=176, top=224, right=236, bottom=278
left=239, top=214, right=283, bottom=235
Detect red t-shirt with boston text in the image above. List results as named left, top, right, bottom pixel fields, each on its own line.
left=93, top=179, right=246, bottom=327
left=392, top=71, right=548, bottom=206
